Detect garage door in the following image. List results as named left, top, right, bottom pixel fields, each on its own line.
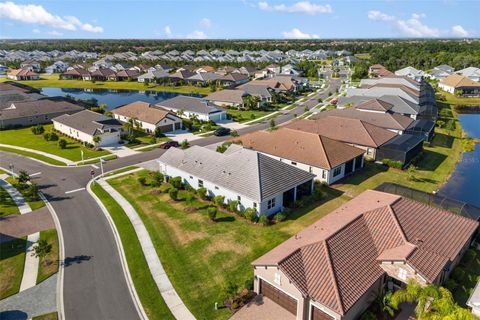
left=311, top=306, right=334, bottom=320
left=260, top=279, right=297, bottom=315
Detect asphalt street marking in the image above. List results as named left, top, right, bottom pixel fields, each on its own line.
left=30, top=172, right=42, bottom=177
left=65, top=188, right=86, bottom=194
left=91, top=164, right=99, bottom=169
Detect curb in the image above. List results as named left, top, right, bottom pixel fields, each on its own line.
left=39, top=192, right=65, bottom=320
left=86, top=178, right=149, bottom=320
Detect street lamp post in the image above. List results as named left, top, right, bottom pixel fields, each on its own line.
left=100, top=159, right=105, bottom=177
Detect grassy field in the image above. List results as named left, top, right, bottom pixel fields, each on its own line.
left=32, top=313, right=58, bottom=320
left=226, top=109, right=274, bottom=123
left=124, top=129, right=171, bottom=148
left=0, top=124, right=109, bottom=162
left=336, top=103, right=464, bottom=197
left=108, top=170, right=349, bottom=320
left=0, top=186, right=20, bottom=217
left=0, top=146, right=67, bottom=166
left=6, top=176, right=45, bottom=211
left=0, top=238, right=26, bottom=299
left=1, top=75, right=211, bottom=95
left=91, top=182, right=175, bottom=320
left=36, top=229, right=59, bottom=284
left=441, top=91, right=480, bottom=106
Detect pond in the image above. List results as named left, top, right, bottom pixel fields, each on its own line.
left=438, top=113, right=480, bottom=207
left=40, top=87, right=201, bottom=111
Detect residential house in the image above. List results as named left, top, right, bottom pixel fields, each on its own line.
left=60, top=68, right=91, bottom=80
left=427, top=65, right=454, bottom=81
left=157, top=145, right=315, bottom=215
left=112, top=101, right=182, bottom=133
left=0, top=97, right=84, bottom=128
left=439, top=74, right=480, bottom=97
left=368, top=64, right=394, bottom=78
left=239, top=84, right=273, bottom=105
left=281, top=64, right=301, bottom=76
left=236, top=66, right=257, bottom=77
left=186, top=72, right=222, bottom=86
left=395, top=66, right=424, bottom=82
left=156, top=96, right=227, bottom=122
left=205, top=89, right=249, bottom=109
left=194, top=65, right=216, bottom=73
left=456, top=67, right=480, bottom=82
left=20, top=60, right=41, bottom=72
left=252, top=189, right=478, bottom=320
left=235, top=128, right=365, bottom=184
left=168, top=70, right=196, bottom=83
left=90, top=68, right=116, bottom=81
left=218, top=73, right=249, bottom=87
left=115, top=69, right=140, bottom=81
left=138, top=70, right=169, bottom=83
left=266, top=64, right=281, bottom=75
left=53, top=110, right=123, bottom=147
left=7, top=69, right=40, bottom=81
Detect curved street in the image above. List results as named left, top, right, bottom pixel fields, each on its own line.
left=0, top=77, right=341, bottom=319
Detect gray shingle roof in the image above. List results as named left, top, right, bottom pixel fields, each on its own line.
left=156, top=96, right=222, bottom=115
left=158, top=145, right=314, bottom=201
left=1, top=98, right=84, bottom=120
left=52, top=110, right=122, bottom=135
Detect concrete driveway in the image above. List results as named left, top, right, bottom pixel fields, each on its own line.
left=230, top=295, right=295, bottom=320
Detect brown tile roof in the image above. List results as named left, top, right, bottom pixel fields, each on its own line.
left=62, top=68, right=90, bottom=76
left=312, top=108, right=413, bottom=131
left=253, top=190, right=478, bottom=315
left=440, top=74, right=480, bottom=88
left=112, top=101, right=176, bottom=125
left=369, top=64, right=394, bottom=77
left=285, top=116, right=397, bottom=148
left=8, top=69, right=39, bottom=77
left=235, top=128, right=364, bottom=170
left=195, top=65, right=215, bottom=72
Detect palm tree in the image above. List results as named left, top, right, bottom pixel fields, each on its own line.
left=93, top=135, right=102, bottom=147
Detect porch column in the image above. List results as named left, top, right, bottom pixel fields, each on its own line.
left=311, top=179, right=315, bottom=194
left=293, top=186, right=297, bottom=203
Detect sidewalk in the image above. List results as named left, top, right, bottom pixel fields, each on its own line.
left=0, top=144, right=73, bottom=166
left=0, top=176, right=40, bottom=292
left=96, top=177, right=196, bottom=320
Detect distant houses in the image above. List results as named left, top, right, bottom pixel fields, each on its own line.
left=439, top=74, right=480, bottom=97
left=7, top=69, right=40, bottom=80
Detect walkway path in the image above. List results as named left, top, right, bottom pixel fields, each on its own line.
left=101, top=144, right=139, bottom=158
left=96, top=176, right=196, bottom=320
left=0, top=274, right=57, bottom=320
left=0, top=175, right=40, bottom=292
left=0, top=144, right=73, bottom=166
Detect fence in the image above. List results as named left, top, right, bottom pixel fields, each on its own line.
left=374, top=182, right=480, bottom=221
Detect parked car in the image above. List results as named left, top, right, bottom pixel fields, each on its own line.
left=159, top=141, right=179, bottom=149
left=213, top=127, right=231, bottom=136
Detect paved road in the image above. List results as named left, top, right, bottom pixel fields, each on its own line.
left=0, top=77, right=341, bottom=319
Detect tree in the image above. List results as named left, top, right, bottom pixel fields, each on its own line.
left=33, top=240, right=52, bottom=259
left=93, top=135, right=102, bottom=146
left=243, top=95, right=261, bottom=110
left=180, top=139, right=189, bottom=149
left=58, top=139, right=67, bottom=149
left=151, top=172, right=164, bottom=187
left=375, top=291, right=396, bottom=318
left=269, top=118, right=276, bottom=130
left=407, top=165, right=417, bottom=181
left=207, top=207, right=217, bottom=221
left=31, top=125, right=45, bottom=135
left=169, top=188, right=178, bottom=201
left=18, top=170, right=30, bottom=183
left=169, top=176, right=182, bottom=189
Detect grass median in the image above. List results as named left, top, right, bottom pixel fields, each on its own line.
left=0, top=146, right=66, bottom=166
left=0, top=186, right=20, bottom=217
left=0, top=238, right=27, bottom=299
left=90, top=182, right=174, bottom=320
left=36, top=229, right=59, bottom=284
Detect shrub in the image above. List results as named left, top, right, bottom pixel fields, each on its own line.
left=258, top=215, right=269, bottom=226
left=244, top=208, right=258, bottom=222
left=445, top=278, right=458, bottom=292
left=230, top=130, right=239, bottom=137
left=58, top=139, right=67, bottom=149
left=49, top=132, right=59, bottom=141
left=197, top=187, right=207, bottom=200
left=184, top=192, right=194, bottom=205
left=26, top=182, right=39, bottom=201
left=149, top=137, right=157, bottom=144
left=184, top=184, right=196, bottom=194
left=464, top=248, right=477, bottom=262
left=244, top=278, right=254, bottom=291
left=169, top=188, right=179, bottom=201
left=137, top=177, right=147, bottom=186
left=169, top=176, right=182, bottom=189
left=151, top=172, right=164, bottom=187
left=381, top=158, right=403, bottom=169
left=180, top=139, right=189, bottom=149
left=213, top=195, right=225, bottom=207
left=275, top=213, right=287, bottom=222
left=360, top=311, right=376, bottom=320
left=18, top=170, right=30, bottom=183
left=227, top=200, right=239, bottom=213
left=452, top=267, right=465, bottom=282
left=154, top=127, right=166, bottom=138
left=31, top=125, right=45, bottom=135
left=207, top=207, right=217, bottom=221
left=43, top=132, right=51, bottom=141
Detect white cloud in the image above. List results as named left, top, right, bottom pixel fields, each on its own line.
left=47, top=30, right=63, bottom=36
left=0, top=1, right=103, bottom=33
left=367, top=10, right=394, bottom=21
left=282, top=28, right=319, bottom=39
left=451, top=25, right=469, bottom=37
left=396, top=14, right=440, bottom=37
left=164, top=25, right=172, bottom=37
left=259, top=1, right=332, bottom=14
left=199, top=18, right=212, bottom=28
left=186, top=30, right=207, bottom=39
left=32, top=28, right=40, bottom=34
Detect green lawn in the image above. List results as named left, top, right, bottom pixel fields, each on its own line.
left=0, top=238, right=26, bottom=299
left=451, top=247, right=480, bottom=307
left=0, top=124, right=109, bottom=162
left=0, top=186, right=20, bottom=217
left=6, top=176, right=45, bottom=211
left=227, top=109, right=274, bottom=123
left=0, top=146, right=67, bottom=166
left=108, top=170, right=349, bottom=320
left=124, top=130, right=171, bottom=148
left=336, top=103, right=464, bottom=197
left=32, top=312, right=58, bottom=320
left=91, top=182, right=175, bottom=320
left=1, top=75, right=210, bottom=95
left=440, top=91, right=480, bottom=106
left=36, top=229, right=59, bottom=284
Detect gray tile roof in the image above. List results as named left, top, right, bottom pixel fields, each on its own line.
left=158, top=145, right=314, bottom=201
left=156, top=96, right=223, bottom=115
left=52, top=110, right=122, bottom=135
left=1, top=98, right=84, bottom=120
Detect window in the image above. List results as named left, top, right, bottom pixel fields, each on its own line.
left=253, top=202, right=257, bottom=208
left=291, top=161, right=297, bottom=166
left=322, top=170, right=327, bottom=179
left=398, top=268, right=407, bottom=280
left=309, top=166, right=313, bottom=173
left=198, top=179, right=203, bottom=187
left=215, top=186, right=219, bottom=190
left=267, top=198, right=276, bottom=209
left=333, top=166, right=342, bottom=177
left=274, top=272, right=281, bottom=285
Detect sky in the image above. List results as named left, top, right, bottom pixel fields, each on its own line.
left=0, top=0, right=478, bottom=40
